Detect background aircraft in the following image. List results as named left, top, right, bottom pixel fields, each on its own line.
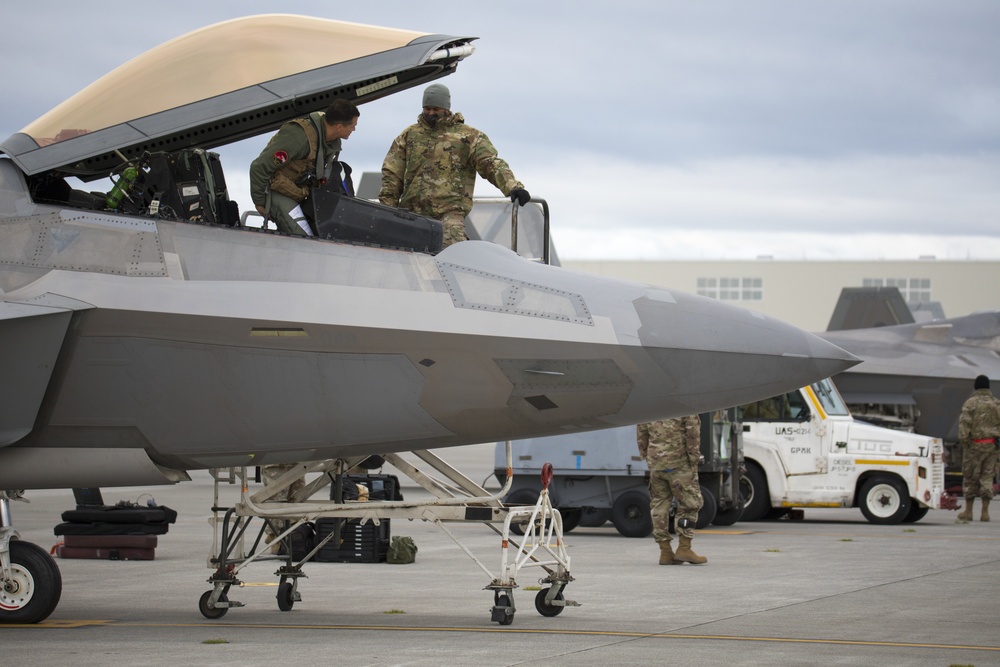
left=0, top=15, right=856, bottom=623
left=820, top=287, right=1000, bottom=444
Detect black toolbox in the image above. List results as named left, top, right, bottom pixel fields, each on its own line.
left=314, top=474, right=400, bottom=563
left=313, top=518, right=390, bottom=563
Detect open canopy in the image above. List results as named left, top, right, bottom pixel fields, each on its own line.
left=1, top=14, right=475, bottom=179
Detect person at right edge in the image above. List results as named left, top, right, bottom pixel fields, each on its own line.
left=637, top=416, right=707, bottom=565
left=378, top=83, right=530, bottom=248
left=956, top=374, right=1000, bottom=522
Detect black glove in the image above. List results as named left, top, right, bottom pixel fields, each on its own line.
left=510, top=188, right=530, bottom=207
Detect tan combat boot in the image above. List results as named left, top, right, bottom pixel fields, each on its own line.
left=957, top=498, right=974, bottom=522
left=674, top=536, right=707, bottom=564
left=981, top=497, right=991, bottom=522
left=658, top=541, right=675, bottom=565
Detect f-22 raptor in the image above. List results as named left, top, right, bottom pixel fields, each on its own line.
left=0, top=15, right=856, bottom=623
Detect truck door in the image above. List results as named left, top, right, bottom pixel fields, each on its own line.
left=741, top=389, right=824, bottom=476
left=802, top=378, right=853, bottom=474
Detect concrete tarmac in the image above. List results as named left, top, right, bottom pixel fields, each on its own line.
left=4, top=443, right=1000, bottom=666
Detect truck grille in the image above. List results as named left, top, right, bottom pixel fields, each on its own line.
left=931, top=440, right=946, bottom=491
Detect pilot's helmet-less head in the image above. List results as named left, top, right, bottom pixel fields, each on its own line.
left=975, top=374, right=990, bottom=390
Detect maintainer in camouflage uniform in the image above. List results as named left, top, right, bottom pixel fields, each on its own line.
left=378, top=84, right=530, bottom=247
left=956, top=374, right=1000, bottom=522
left=260, top=462, right=307, bottom=553
left=250, top=99, right=359, bottom=236
left=637, top=416, right=707, bottom=565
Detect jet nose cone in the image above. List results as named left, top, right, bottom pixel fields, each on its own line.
left=792, top=328, right=861, bottom=377
left=630, top=289, right=859, bottom=416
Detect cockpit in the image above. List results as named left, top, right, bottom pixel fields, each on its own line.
left=1, top=15, right=482, bottom=254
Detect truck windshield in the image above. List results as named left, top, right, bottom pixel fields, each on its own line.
left=810, top=378, right=850, bottom=416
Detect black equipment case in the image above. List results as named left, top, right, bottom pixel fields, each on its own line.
left=312, top=474, right=400, bottom=562
left=311, top=189, right=443, bottom=253
left=54, top=502, right=177, bottom=537
left=313, top=518, right=390, bottom=563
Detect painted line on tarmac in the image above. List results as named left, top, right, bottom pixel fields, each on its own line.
left=17, top=621, right=1000, bottom=653
left=746, top=529, right=1000, bottom=541
left=2, top=620, right=112, bottom=628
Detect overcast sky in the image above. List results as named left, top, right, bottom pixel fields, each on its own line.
left=2, top=1, right=998, bottom=260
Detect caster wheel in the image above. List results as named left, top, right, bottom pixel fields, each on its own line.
left=534, top=587, right=565, bottom=617
left=492, top=593, right=515, bottom=626
left=277, top=581, right=295, bottom=612
left=198, top=590, right=229, bottom=619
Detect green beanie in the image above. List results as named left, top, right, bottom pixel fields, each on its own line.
left=422, top=84, right=451, bottom=110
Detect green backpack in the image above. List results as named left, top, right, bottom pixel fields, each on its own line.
left=387, top=536, right=418, bottom=564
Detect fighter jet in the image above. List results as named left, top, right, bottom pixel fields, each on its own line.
left=821, top=293, right=1000, bottom=444
left=0, top=14, right=856, bottom=623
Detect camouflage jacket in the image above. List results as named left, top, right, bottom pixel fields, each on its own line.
left=249, top=113, right=342, bottom=207
left=378, top=112, right=523, bottom=220
left=637, top=416, right=701, bottom=472
left=958, top=389, right=1000, bottom=445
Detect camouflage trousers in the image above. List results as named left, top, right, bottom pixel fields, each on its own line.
left=440, top=212, right=468, bottom=248
left=649, top=467, right=703, bottom=542
left=962, top=441, right=999, bottom=499
left=261, top=463, right=306, bottom=540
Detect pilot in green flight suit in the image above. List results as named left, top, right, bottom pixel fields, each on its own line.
left=249, top=99, right=359, bottom=235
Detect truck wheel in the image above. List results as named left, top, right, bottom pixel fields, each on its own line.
left=712, top=495, right=745, bottom=526
left=611, top=491, right=652, bottom=537
left=740, top=462, right=772, bottom=522
left=579, top=507, right=611, bottom=527
left=902, top=504, right=930, bottom=523
left=696, top=485, right=717, bottom=529
left=558, top=508, right=582, bottom=533
left=859, top=476, right=911, bottom=524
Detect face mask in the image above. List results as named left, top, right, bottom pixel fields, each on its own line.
left=422, top=113, right=438, bottom=127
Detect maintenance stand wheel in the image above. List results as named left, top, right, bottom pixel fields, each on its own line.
left=491, top=592, right=515, bottom=626
left=276, top=580, right=295, bottom=612
left=198, top=590, right=229, bottom=619
left=534, top=587, right=565, bottom=617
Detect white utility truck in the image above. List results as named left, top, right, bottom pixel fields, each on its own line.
left=738, top=378, right=954, bottom=524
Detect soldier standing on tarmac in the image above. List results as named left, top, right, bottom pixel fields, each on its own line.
left=956, top=374, right=1000, bottom=522
left=378, top=83, right=530, bottom=248
left=637, top=416, right=707, bottom=565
